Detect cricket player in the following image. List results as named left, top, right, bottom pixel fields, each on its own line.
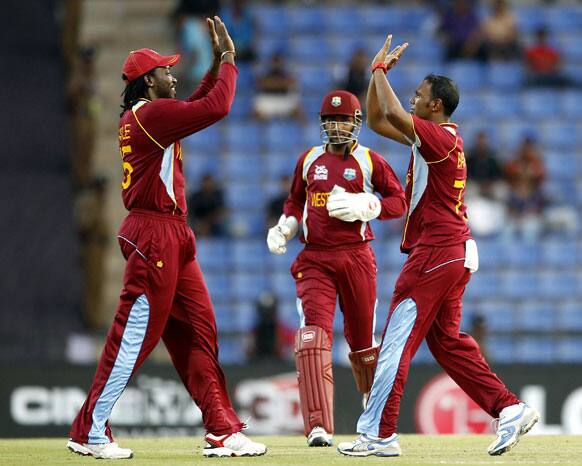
left=67, top=17, right=266, bottom=459
left=267, top=90, right=407, bottom=447
left=338, top=35, right=539, bottom=457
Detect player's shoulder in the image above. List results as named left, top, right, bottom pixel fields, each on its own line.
left=299, top=145, right=325, bottom=161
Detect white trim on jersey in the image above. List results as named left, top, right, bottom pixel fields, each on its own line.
left=159, top=143, right=177, bottom=206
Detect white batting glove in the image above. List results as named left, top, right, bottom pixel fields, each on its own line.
left=267, top=214, right=299, bottom=255
left=327, top=185, right=381, bottom=222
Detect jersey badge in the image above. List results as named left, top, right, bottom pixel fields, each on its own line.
left=314, top=165, right=328, bottom=180
left=343, top=168, right=356, bottom=181
left=331, top=96, right=342, bottom=107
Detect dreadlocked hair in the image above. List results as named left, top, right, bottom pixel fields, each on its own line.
left=120, top=72, right=152, bottom=117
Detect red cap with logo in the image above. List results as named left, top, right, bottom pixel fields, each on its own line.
left=320, top=90, right=361, bottom=117
left=122, top=48, right=181, bottom=83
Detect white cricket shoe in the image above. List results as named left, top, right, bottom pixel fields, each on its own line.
left=307, top=426, right=333, bottom=447
left=488, top=402, right=540, bottom=456
left=202, top=431, right=267, bottom=457
left=67, top=440, right=133, bottom=459
left=337, top=433, right=401, bottom=457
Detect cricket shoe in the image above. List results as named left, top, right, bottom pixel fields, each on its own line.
left=488, top=402, right=540, bottom=456
left=307, top=426, right=333, bottom=447
left=67, top=440, right=133, bottom=459
left=203, top=431, right=267, bottom=457
left=337, top=433, right=401, bottom=457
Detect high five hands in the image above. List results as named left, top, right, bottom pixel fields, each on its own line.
left=372, top=34, right=409, bottom=71
left=207, top=16, right=236, bottom=65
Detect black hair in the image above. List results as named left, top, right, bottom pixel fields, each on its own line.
left=120, top=71, right=153, bottom=117
left=423, top=74, right=460, bottom=117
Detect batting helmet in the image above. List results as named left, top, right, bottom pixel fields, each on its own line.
left=319, top=90, right=363, bottom=145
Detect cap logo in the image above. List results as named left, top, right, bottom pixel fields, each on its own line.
left=302, top=331, right=315, bottom=342
left=331, top=96, right=342, bottom=107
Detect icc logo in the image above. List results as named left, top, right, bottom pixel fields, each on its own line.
left=314, top=165, right=328, bottom=180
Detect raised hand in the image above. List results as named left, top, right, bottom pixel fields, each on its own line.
left=212, top=16, right=235, bottom=58
left=206, top=17, right=221, bottom=60
left=372, top=34, right=409, bottom=71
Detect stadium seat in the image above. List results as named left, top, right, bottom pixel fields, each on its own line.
left=557, top=301, right=582, bottom=331
left=541, top=122, right=579, bottom=151
left=499, top=119, right=538, bottom=151
left=224, top=122, right=261, bottom=150
left=446, top=62, right=485, bottom=92
left=521, top=90, right=560, bottom=120
left=264, top=152, right=296, bottom=178
left=195, top=238, right=229, bottom=272
left=479, top=302, right=516, bottom=332
left=540, top=238, right=578, bottom=268
left=454, top=92, right=485, bottom=120
left=556, top=338, right=582, bottom=363
left=264, top=120, right=303, bottom=152
left=501, top=271, right=540, bottom=300
left=482, top=92, right=522, bottom=119
left=228, top=95, right=253, bottom=120
left=465, top=272, right=502, bottom=300
left=486, top=336, right=516, bottom=364
left=326, top=7, right=364, bottom=35
left=517, top=303, right=556, bottom=332
left=513, top=7, right=546, bottom=34
left=515, top=337, right=555, bottom=363
left=204, top=272, right=231, bottom=299
left=539, top=271, right=578, bottom=299
left=222, top=151, right=261, bottom=178
left=252, top=4, right=289, bottom=37
left=504, top=242, right=541, bottom=267
left=296, top=64, right=334, bottom=95
left=225, top=182, right=264, bottom=212
left=231, top=300, right=257, bottom=332
left=231, top=239, right=267, bottom=271
left=230, top=272, right=267, bottom=301
left=547, top=7, right=582, bottom=33
left=269, top=271, right=296, bottom=301
left=487, top=62, right=524, bottom=90
left=561, top=90, right=582, bottom=119
left=229, top=210, right=265, bottom=237
left=559, top=35, right=582, bottom=63
left=290, top=37, right=331, bottom=62
left=183, top=124, right=221, bottom=152
left=218, top=336, right=248, bottom=364
left=287, top=6, right=325, bottom=33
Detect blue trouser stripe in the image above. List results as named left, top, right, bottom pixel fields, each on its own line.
left=88, top=294, right=150, bottom=443
left=296, top=297, right=305, bottom=328
left=357, top=298, right=417, bottom=437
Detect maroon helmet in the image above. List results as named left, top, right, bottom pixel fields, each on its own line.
left=319, top=90, right=363, bottom=144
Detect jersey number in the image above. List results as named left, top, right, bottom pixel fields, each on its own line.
left=453, top=179, right=468, bottom=221
left=120, top=145, right=133, bottom=189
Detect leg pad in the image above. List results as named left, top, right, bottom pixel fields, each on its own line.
left=349, top=346, right=380, bottom=394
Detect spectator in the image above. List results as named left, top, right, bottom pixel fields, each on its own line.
left=524, top=27, right=572, bottom=88
left=67, top=45, right=100, bottom=189
left=437, top=0, right=483, bottom=62
left=265, top=175, right=292, bottom=231
left=479, top=0, right=520, bottom=61
left=74, top=176, right=109, bottom=331
left=253, top=52, right=303, bottom=121
left=251, top=291, right=279, bottom=361
left=221, top=0, right=256, bottom=62
left=188, top=173, right=227, bottom=237
left=466, top=131, right=504, bottom=199
left=504, top=137, right=546, bottom=241
left=173, top=0, right=221, bottom=91
left=341, top=48, right=369, bottom=104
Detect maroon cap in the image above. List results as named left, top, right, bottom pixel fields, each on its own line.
left=320, top=90, right=361, bottom=117
left=122, top=48, right=181, bottom=82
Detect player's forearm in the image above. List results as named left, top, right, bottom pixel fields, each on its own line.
left=377, top=194, right=407, bottom=220
left=373, top=70, right=414, bottom=141
left=366, top=74, right=384, bottom=129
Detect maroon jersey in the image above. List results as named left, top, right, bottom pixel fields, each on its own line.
left=284, top=144, right=406, bottom=249
left=400, top=115, right=471, bottom=253
left=118, top=63, right=237, bottom=215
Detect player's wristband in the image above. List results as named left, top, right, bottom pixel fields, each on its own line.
left=220, top=50, right=236, bottom=61
left=371, top=62, right=388, bottom=74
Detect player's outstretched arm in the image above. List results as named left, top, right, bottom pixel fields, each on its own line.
left=366, top=71, right=409, bottom=146
left=372, top=35, right=414, bottom=143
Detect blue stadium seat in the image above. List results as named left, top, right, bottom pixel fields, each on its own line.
left=252, top=5, right=289, bottom=37
left=296, top=65, right=334, bottom=95
left=539, top=271, right=578, bottom=299
left=229, top=210, right=265, bottom=237
left=290, top=37, right=331, bottom=62
left=544, top=179, right=577, bottom=204
left=557, top=302, right=582, bottom=331
left=183, top=124, right=221, bottom=152
left=204, top=272, right=231, bottom=299
left=228, top=95, right=253, bottom=120
left=183, top=156, right=217, bottom=185
left=222, top=151, right=261, bottom=178
left=214, top=306, right=236, bottom=332
left=540, top=238, right=578, bottom=267
left=504, top=242, right=541, bottom=267
left=231, top=300, right=257, bottom=332
left=225, top=182, right=263, bottom=211
left=556, top=338, right=582, bottom=363
left=561, top=90, right=582, bottom=119
left=541, top=122, right=579, bottom=151
left=256, top=39, right=289, bottom=61
left=326, top=7, right=364, bottom=34
left=513, top=7, right=546, bottom=34
left=230, top=272, right=267, bottom=301
left=224, top=122, right=261, bottom=150
left=515, top=337, right=555, bottom=363
left=446, top=62, right=485, bottom=92
left=287, top=6, right=325, bottom=33
left=521, top=90, right=560, bottom=120
left=465, top=272, right=502, bottom=300
left=479, top=302, right=516, bottom=332
left=279, top=301, right=300, bottom=328
left=517, top=303, right=555, bottom=332
left=482, top=92, right=522, bottom=119
left=377, top=239, right=407, bottom=269
left=264, top=152, right=296, bottom=178
left=486, top=336, right=516, bottom=363
left=265, top=121, right=303, bottom=152
left=475, top=238, right=504, bottom=270
left=499, top=119, right=538, bottom=151
left=195, top=238, right=229, bottom=272
left=547, top=7, right=582, bottom=33
left=454, top=93, right=485, bottom=120
left=302, top=122, right=322, bottom=145
left=218, top=336, right=248, bottom=364
left=330, top=38, right=368, bottom=64
left=359, top=6, right=413, bottom=35
left=487, top=63, right=524, bottom=90
left=501, top=271, right=540, bottom=300
left=405, top=40, right=443, bottom=64
left=269, top=271, right=296, bottom=301
left=231, top=239, right=267, bottom=271
left=559, top=35, right=582, bottom=63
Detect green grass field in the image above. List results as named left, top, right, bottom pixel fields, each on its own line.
left=0, top=435, right=580, bottom=465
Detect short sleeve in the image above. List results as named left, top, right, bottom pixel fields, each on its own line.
left=411, top=115, right=457, bottom=163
